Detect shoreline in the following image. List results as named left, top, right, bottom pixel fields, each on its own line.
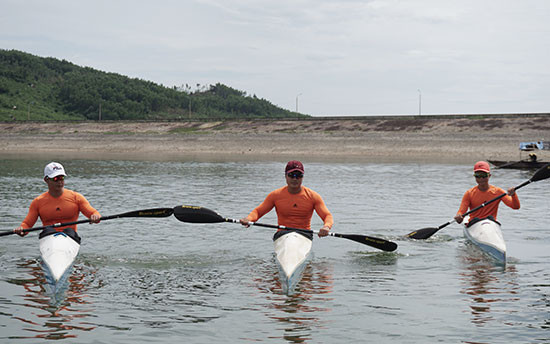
left=0, top=132, right=530, bottom=164
left=1, top=116, right=549, bottom=163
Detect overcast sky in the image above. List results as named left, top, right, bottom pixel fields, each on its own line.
left=2, top=0, right=549, bottom=116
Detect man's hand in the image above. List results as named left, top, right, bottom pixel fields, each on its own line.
left=454, top=214, right=464, bottom=224
left=13, top=226, right=27, bottom=237
left=90, top=214, right=101, bottom=224
left=318, top=226, right=330, bottom=237
left=239, top=218, right=251, bottom=228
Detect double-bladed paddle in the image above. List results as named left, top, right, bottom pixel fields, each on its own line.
left=172, top=205, right=398, bottom=252
left=406, top=163, right=550, bottom=240
left=1, top=207, right=174, bottom=237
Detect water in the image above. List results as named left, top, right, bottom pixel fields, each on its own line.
left=1, top=158, right=549, bottom=343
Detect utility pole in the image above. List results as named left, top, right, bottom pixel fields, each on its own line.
left=296, top=93, right=302, bottom=112
left=417, top=89, right=422, bottom=116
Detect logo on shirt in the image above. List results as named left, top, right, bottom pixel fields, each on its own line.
left=293, top=204, right=298, bottom=208
left=56, top=207, right=61, bottom=211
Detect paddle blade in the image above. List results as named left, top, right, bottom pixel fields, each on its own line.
left=173, top=205, right=225, bottom=223
left=531, top=163, right=550, bottom=182
left=121, top=208, right=174, bottom=218
left=406, top=227, right=439, bottom=240
left=333, top=233, right=397, bottom=252
left=100, top=207, right=175, bottom=221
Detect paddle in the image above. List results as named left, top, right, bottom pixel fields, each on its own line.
left=407, top=163, right=550, bottom=240
left=1, top=207, right=174, bottom=237
left=172, top=205, right=398, bottom=252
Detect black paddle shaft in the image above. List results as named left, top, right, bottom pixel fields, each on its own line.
left=460, top=180, right=530, bottom=219
left=0, top=207, right=174, bottom=237
left=407, top=163, right=550, bottom=239
left=436, top=180, right=531, bottom=232
left=407, top=181, right=530, bottom=239
left=234, top=218, right=398, bottom=252
left=173, top=205, right=398, bottom=252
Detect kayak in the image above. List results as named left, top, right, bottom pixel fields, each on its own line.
left=273, top=230, right=312, bottom=294
left=463, top=217, right=506, bottom=264
left=39, top=229, right=80, bottom=290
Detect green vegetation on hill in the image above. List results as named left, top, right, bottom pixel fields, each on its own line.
left=0, top=49, right=306, bottom=121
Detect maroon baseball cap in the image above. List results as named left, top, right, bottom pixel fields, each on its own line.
left=285, top=160, right=304, bottom=173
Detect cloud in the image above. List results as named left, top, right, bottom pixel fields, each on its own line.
left=1, top=0, right=549, bottom=115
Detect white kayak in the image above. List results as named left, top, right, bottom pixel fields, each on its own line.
left=39, top=231, right=80, bottom=286
left=463, top=217, right=506, bottom=264
left=273, top=231, right=312, bottom=294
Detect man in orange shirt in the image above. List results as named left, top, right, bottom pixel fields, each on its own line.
left=14, top=162, right=101, bottom=241
left=454, top=161, right=520, bottom=225
left=240, top=160, right=333, bottom=238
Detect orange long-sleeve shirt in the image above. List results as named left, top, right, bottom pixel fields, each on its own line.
left=246, top=186, right=333, bottom=230
left=21, top=189, right=100, bottom=231
left=456, top=184, right=520, bottom=222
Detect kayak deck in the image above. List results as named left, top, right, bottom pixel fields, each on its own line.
left=274, top=231, right=312, bottom=294
left=39, top=231, right=80, bottom=288
left=463, top=218, right=506, bottom=264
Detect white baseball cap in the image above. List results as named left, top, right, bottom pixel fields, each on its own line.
left=44, top=162, right=67, bottom=179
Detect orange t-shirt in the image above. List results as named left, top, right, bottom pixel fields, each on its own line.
left=456, top=184, right=520, bottom=222
left=246, top=186, right=333, bottom=230
left=21, top=189, right=100, bottom=231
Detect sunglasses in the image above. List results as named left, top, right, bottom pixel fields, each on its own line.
left=473, top=172, right=489, bottom=178
left=287, top=172, right=304, bottom=179
left=49, top=175, right=65, bottom=182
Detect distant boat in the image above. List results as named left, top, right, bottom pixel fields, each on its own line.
left=488, top=159, right=547, bottom=169
left=489, top=141, right=548, bottom=169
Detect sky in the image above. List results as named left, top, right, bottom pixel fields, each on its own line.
left=1, top=0, right=549, bottom=116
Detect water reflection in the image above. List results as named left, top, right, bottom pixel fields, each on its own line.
left=6, top=259, right=96, bottom=340
left=252, top=259, right=333, bottom=343
left=458, top=245, right=520, bottom=327
left=529, top=271, right=550, bottom=330
left=3, top=159, right=550, bottom=342
left=538, top=290, right=550, bottom=330
left=350, top=250, right=399, bottom=267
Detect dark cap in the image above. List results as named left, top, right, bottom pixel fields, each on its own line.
left=285, top=160, right=304, bottom=173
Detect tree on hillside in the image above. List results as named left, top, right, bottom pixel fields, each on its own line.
left=0, top=49, right=307, bottom=121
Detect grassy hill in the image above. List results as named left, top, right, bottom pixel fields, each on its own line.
left=0, top=49, right=306, bottom=121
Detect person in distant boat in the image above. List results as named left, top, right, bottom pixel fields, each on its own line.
left=14, top=162, right=101, bottom=240
left=239, top=160, right=333, bottom=238
left=453, top=161, right=520, bottom=225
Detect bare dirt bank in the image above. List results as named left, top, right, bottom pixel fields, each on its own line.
left=1, top=115, right=549, bottom=163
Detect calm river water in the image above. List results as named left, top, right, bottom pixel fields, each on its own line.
left=0, top=157, right=549, bottom=343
